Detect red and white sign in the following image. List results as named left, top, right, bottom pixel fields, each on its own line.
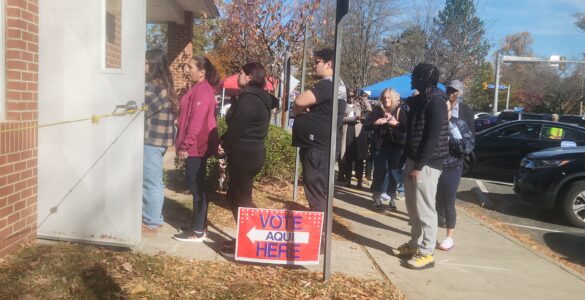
left=235, top=208, right=324, bottom=265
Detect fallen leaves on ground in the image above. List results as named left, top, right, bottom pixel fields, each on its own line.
left=0, top=242, right=404, bottom=300
left=164, top=178, right=352, bottom=240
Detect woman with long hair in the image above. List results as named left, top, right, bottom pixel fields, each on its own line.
left=142, top=49, right=177, bottom=231
left=219, top=62, right=278, bottom=256
left=173, top=56, right=220, bottom=242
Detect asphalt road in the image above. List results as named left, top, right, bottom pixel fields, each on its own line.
left=458, top=177, right=585, bottom=268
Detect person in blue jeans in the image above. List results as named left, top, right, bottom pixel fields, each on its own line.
left=142, top=49, right=177, bottom=231
left=365, top=88, right=407, bottom=210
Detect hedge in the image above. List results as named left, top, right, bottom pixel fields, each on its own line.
left=174, top=117, right=297, bottom=191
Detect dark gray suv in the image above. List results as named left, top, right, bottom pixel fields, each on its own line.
left=514, top=147, right=585, bottom=229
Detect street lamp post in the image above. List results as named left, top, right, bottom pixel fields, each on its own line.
left=388, top=34, right=405, bottom=78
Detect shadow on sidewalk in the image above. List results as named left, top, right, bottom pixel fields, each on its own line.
left=335, top=188, right=410, bottom=221
left=543, top=232, right=585, bottom=268
left=162, top=195, right=234, bottom=245
left=330, top=187, right=411, bottom=254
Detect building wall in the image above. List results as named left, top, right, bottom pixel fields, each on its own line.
left=167, top=11, right=193, bottom=96
left=0, top=0, right=39, bottom=257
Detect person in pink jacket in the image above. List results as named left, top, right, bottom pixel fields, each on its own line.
left=173, top=56, right=219, bottom=242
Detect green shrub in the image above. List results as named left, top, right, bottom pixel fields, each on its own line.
left=172, top=118, right=297, bottom=191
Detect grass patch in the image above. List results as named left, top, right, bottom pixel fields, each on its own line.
left=0, top=242, right=404, bottom=299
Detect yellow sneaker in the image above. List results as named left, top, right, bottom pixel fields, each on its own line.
left=405, top=253, right=435, bottom=270
left=391, top=243, right=417, bottom=258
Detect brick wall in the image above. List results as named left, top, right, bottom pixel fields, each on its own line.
left=0, top=0, right=39, bottom=257
left=167, top=11, right=193, bottom=96
left=105, top=12, right=121, bottom=69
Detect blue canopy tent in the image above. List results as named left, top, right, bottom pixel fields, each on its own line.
left=361, top=74, right=446, bottom=100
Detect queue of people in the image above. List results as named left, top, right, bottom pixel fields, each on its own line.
left=141, top=47, right=475, bottom=270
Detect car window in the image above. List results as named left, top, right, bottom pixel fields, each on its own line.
left=498, top=124, right=542, bottom=139
left=540, top=125, right=565, bottom=140
left=561, top=128, right=585, bottom=142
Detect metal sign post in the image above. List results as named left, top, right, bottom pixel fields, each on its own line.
left=505, top=85, right=511, bottom=111
left=324, top=0, right=349, bottom=282
left=282, top=53, right=292, bottom=128
left=293, top=24, right=309, bottom=203
left=493, top=52, right=501, bottom=114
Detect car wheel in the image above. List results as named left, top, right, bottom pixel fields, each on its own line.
left=561, top=181, right=585, bottom=229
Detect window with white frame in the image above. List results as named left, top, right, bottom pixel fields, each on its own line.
left=103, top=0, right=122, bottom=70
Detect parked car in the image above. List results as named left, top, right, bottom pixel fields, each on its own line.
left=559, top=115, right=585, bottom=127
left=514, top=147, right=585, bottom=229
left=474, top=112, right=491, bottom=119
left=475, top=114, right=498, bottom=132
left=467, top=120, right=585, bottom=180
left=496, top=111, right=552, bottom=124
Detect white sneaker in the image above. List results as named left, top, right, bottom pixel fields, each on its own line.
left=380, top=193, right=392, bottom=201
left=437, top=237, right=454, bottom=251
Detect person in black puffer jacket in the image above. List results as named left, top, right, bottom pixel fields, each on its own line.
left=219, top=62, right=279, bottom=257
left=391, top=63, right=449, bottom=270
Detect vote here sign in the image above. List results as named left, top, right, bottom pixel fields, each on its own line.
left=235, top=208, right=324, bottom=265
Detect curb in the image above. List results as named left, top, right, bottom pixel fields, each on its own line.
left=467, top=187, right=585, bottom=282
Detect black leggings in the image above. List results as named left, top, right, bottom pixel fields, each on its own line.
left=436, top=165, right=463, bottom=229
left=227, top=141, right=265, bottom=222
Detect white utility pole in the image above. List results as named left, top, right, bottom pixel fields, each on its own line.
left=493, top=55, right=585, bottom=114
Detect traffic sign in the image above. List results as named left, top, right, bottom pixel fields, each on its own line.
left=487, top=84, right=508, bottom=90
left=235, top=208, right=324, bottom=265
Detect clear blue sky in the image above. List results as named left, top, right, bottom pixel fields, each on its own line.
left=475, top=0, right=585, bottom=60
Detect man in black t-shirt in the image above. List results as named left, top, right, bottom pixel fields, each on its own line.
left=292, top=48, right=346, bottom=212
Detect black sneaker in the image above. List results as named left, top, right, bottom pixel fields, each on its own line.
left=172, top=231, right=206, bottom=243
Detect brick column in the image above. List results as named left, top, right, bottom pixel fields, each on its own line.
left=167, top=11, right=193, bottom=96
left=0, top=0, right=39, bottom=257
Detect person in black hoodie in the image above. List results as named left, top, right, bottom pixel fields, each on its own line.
left=391, top=63, right=449, bottom=270
left=219, top=62, right=279, bottom=256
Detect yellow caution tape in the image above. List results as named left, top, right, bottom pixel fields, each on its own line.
left=0, top=107, right=146, bottom=134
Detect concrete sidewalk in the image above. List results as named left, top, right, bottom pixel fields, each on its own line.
left=137, top=184, right=585, bottom=300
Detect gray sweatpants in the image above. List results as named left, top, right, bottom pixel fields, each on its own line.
left=404, top=158, right=442, bottom=255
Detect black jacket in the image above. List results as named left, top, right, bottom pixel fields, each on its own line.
left=444, top=117, right=475, bottom=169
left=221, top=86, right=279, bottom=151
left=405, top=87, right=450, bottom=170
left=365, top=104, right=407, bottom=151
